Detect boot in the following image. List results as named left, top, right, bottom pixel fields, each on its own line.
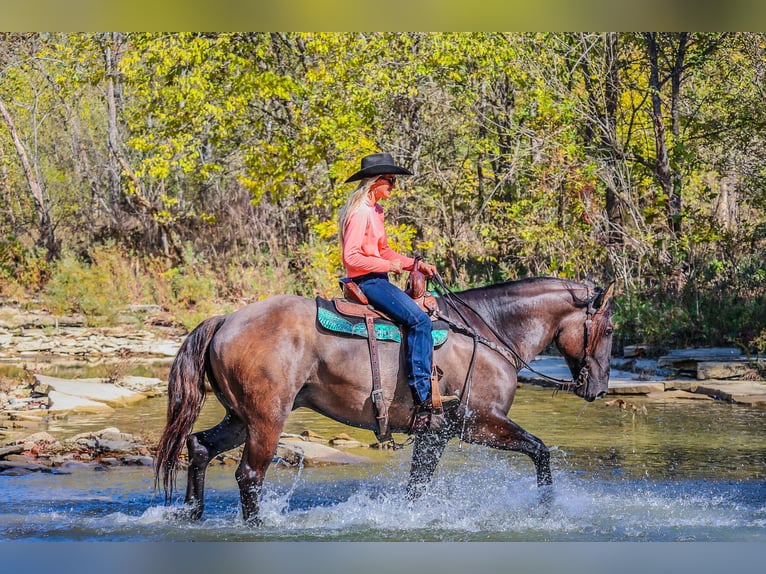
left=409, top=395, right=459, bottom=434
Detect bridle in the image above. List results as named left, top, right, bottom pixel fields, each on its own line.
left=566, top=294, right=612, bottom=393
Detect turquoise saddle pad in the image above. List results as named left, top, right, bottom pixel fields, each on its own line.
left=315, top=297, right=448, bottom=347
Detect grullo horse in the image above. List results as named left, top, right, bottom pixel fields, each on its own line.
left=155, top=276, right=615, bottom=525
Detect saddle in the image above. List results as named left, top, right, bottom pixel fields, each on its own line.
left=318, top=268, right=445, bottom=445
left=339, top=267, right=438, bottom=317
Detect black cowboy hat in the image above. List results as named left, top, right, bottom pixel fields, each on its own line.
left=344, top=152, right=413, bottom=183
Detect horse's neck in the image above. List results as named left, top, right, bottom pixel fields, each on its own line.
left=457, top=281, right=581, bottom=362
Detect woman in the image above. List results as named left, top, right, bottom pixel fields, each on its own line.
left=339, top=152, right=452, bottom=427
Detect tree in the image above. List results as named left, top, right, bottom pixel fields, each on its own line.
left=0, top=33, right=59, bottom=259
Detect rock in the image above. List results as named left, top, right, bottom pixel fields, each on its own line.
left=657, top=348, right=743, bottom=374
left=118, top=376, right=165, bottom=394
left=607, top=381, right=666, bottom=395
left=0, top=460, right=50, bottom=472
left=0, top=444, right=24, bottom=458
left=330, top=433, right=365, bottom=448
left=0, top=467, right=34, bottom=476
left=645, top=390, right=715, bottom=401
left=33, top=374, right=148, bottom=411
left=696, top=361, right=757, bottom=380
left=19, top=431, right=58, bottom=451
left=300, top=429, right=327, bottom=443
left=623, top=344, right=653, bottom=358
left=98, top=439, right=136, bottom=452
left=693, top=381, right=766, bottom=406
left=62, top=427, right=147, bottom=455
left=275, top=437, right=370, bottom=466
left=47, top=390, right=114, bottom=413
left=31, top=382, right=51, bottom=396
left=122, top=455, right=154, bottom=466
left=3, top=454, right=38, bottom=463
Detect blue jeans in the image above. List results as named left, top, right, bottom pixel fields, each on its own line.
left=355, top=273, right=433, bottom=404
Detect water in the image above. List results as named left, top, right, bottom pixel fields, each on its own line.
left=2, top=362, right=766, bottom=541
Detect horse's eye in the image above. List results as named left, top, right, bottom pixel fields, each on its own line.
left=605, top=327, right=614, bottom=336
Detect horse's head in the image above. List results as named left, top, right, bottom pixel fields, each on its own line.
left=555, top=282, right=615, bottom=402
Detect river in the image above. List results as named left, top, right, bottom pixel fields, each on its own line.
left=2, top=360, right=766, bottom=542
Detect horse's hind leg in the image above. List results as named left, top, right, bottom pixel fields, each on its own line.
left=406, top=431, right=449, bottom=500
left=236, top=424, right=283, bottom=526
left=184, top=412, right=246, bottom=520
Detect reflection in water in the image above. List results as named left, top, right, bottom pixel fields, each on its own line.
left=2, top=363, right=766, bottom=540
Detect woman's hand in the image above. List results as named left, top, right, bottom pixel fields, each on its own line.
left=389, top=259, right=403, bottom=274
left=417, top=260, right=437, bottom=278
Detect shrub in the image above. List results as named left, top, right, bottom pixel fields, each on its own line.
left=42, top=247, right=133, bottom=325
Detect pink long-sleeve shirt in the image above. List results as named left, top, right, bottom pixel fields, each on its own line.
left=342, top=199, right=414, bottom=278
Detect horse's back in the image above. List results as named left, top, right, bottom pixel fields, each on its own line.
left=206, top=295, right=319, bottom=386
left=215, top=294, right=316, bottom=340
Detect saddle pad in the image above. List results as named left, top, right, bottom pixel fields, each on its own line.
left=315, top=298, right=448, bottom=347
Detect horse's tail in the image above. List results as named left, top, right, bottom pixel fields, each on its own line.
left=154, top=314, right=226, bottom=502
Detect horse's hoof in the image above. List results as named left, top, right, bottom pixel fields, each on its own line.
left=537, top=484, right=555, bottom=511
left=167, top=505, right=203, bottom=521
left=242, top=515, right=263, bottom=528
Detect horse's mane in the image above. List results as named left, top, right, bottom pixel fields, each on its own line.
left=458, top=276, right=595, bottom=305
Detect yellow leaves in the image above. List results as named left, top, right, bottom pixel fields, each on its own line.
left=313, top=220, right=339, bottom=240
left=386, top=223, right=417, bottom=255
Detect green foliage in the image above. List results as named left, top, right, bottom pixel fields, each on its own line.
left=613, top=296, right=693, bottom=353
left=43, top=248, right=131, bottom=325
left=2, top=33, right=766, bottom=351
left=0, top=236, right=51, bottom=298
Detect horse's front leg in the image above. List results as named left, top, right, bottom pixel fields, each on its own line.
left=465, top=415, right=552, bottom=487
left=406, top=430, right=450, bottom=500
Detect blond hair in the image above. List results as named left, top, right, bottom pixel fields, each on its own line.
left=338, top=178, right=376, bottom=247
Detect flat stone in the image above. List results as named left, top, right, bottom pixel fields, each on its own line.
left=696, top=362, right=757, bottom=380
left=608, top=381, right=667, bottom=395
left=660, top=347, right=743, bottom=361
left=0, top=444, right=24, bottom=457
left=97, top=439, right=136, bottom=452
left=34, top=374, right=146, bottom=409
left=0, top=460, right=50, bottom=471
left=645, top=390, right=714, bottom=401
left=118, top=376, right=165, bottom=393
left=693, top=381, right=766, bottom=405
left=46, top=391, right=114, bottom=413
left=657, top=348, right=745, bottom=374
left=330, top=435, right=365, bottom=448
left=276, top=437, right=370, bottom=466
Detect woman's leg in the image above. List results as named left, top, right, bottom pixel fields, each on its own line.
left=358, top=276, right=433, bottom=403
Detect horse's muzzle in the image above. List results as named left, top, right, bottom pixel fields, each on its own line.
left=575, top=383, right=608, bottom=402
left=587, top=389, right=608, bottom=402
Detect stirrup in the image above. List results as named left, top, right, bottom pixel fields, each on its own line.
left=408, top=395, right=459, bottom=434
left=418, top=395, right=459, bottom=415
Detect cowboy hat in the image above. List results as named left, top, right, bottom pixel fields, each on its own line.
left=344, top=152, right=413, bottom=183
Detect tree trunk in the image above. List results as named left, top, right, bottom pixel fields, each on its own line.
left=580, top=32, right=624, bottom=247
left=105, top=32, right=122, bottom=208
left=0, top=96, right=58, bottom=258
left=645, top=32, right=682, bottom=238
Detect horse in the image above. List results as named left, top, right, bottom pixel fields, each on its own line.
left=155, top=276, right=615, bottom=525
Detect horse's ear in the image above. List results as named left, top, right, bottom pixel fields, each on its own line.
left=595, top=281, right=616, bottom=309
